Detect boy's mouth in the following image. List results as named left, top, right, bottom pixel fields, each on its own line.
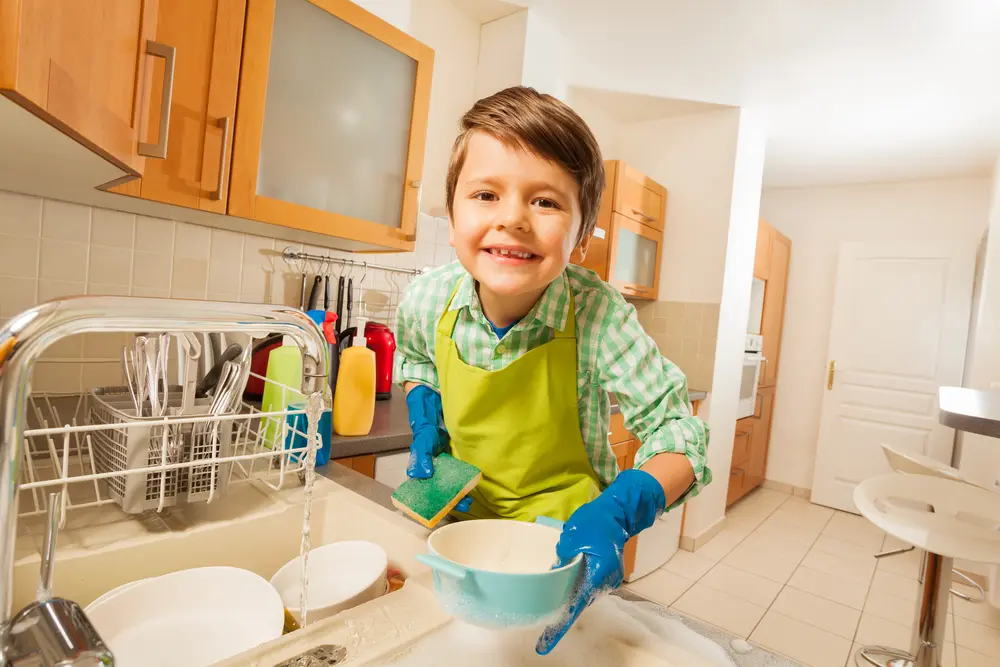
left=482, top=246, right=540, bottom=264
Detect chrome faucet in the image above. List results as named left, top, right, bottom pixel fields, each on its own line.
left=0, top=297, right=329, bottom=665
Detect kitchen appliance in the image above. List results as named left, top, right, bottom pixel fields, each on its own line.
left=365, top=321, right=397, bottom=400
left=738, top=334, right=765, bottom=419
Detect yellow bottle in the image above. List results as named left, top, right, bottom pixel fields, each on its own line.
left=333, top=318, right=376, bottom=436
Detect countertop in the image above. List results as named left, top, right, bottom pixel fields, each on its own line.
left=331, top=387, right=709, bottom=460
left=938, top=386, right=1000, bottom=439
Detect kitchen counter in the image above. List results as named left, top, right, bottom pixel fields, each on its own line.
left=939, top=386, right=1000, bottom=438
left=331, top=387, right=710, bottom=460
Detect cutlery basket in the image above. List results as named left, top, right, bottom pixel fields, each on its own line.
left=88, top=387, right=236, bottom=514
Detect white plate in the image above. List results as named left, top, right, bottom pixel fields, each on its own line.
left=86, top=566, right=283, bottom=667
left=271, top=540, right=388, bottom=625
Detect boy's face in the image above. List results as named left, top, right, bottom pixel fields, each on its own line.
left=449, top=132, right=587, bottom=302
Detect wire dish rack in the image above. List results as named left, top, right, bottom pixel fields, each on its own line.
left=19, top=370, right=320, bottom=521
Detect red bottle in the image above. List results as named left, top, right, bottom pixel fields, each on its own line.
left=364, top=321, right=396, bottom=400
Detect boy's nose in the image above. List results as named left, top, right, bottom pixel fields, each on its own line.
left=495, top=198, right=530, bottom=233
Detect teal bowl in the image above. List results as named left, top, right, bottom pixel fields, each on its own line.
left=416, top=518, right=582, bottom=628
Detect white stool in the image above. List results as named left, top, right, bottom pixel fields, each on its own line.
left=875, top=444, right=987, bottom=603
left=854, top=474, right=1000, bottom=667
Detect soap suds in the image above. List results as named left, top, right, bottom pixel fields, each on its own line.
left=374, top=595, right=736, bottom=667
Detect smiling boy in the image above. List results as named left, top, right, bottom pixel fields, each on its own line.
left=394, top=86, right=710, bottom=653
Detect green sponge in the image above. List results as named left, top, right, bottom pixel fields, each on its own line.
left=391, top=453, right=481, bottom=528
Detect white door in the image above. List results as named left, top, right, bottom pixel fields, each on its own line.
left=811, top=242, right=976, bottom=513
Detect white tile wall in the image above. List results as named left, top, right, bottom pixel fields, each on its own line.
left=0, top=190, right=458, bottom=393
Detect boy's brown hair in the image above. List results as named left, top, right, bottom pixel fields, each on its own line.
left=445, top=86, right=605, bottom=247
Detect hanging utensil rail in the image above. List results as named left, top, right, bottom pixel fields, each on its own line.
left=281, top=247, right=424, bottom=276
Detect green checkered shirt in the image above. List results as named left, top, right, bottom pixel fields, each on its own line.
left=393, top=262, right=711, bottom=510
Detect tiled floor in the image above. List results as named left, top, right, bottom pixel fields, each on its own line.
left=624, top=487, right=1000, bottom=667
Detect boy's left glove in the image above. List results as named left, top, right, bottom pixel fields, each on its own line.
left=535, top=469, right=666, bottom=655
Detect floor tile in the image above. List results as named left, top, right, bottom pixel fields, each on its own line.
left=750, top=609, right=852, bottom=667
left=863, top=586, right=919, bottom=628
left=953, top=616, right=1000, bottom=656
left=846, top=643, right=860, bottom=667
left=767, top=496, right=835, bottom=533
left=800, top=546, right=877, bottom=585
left=722, top=541, right=801, bottom=584
left=740, top=531, right=814, bottom=563
left=625, top=568, right=694, bottom=606
left=951, top=584, right=1000, bottom=630
left=662, top=548, right=716, bottom=580
left=694, top=525, right=749, bottom=561
left=822, top=512, right=885, bottom=550
left=855, top=613, right=911, bottom=649
left=787, top=565, right=870, bottom=610
left=874, top=545, right=922, bottom=579
left=671, top=581, right=767, bottom=638
left=700, top=562, right=783, bottom=607
left=770, top=586, right=861, bottom=639
left=812, top=534, right=881, bottom=563
left=957, top=646, right=997, bottom=667
left=870, top=569, right=919, bottom=604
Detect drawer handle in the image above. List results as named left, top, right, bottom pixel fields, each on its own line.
left=210, top=116, right=232, bottom=201
left=138, top=40, right=177, bottom=159
left=753, top=393, right=763, bottom=419
left=631, top=208, right=655, bottom=222
left=623, top=284, right=651, bottom=294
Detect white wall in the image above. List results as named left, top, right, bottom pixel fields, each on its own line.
left=760, top=177, right=993, bottom=490
left=474, top=11, right=528, bottom=100
left=563, top=90, right=622, bottom=160
left=409, top=0, right=482, bottom=216
left=619, top=109, right=742, bottom=304
left=957, top=157, right=1000, bottom=489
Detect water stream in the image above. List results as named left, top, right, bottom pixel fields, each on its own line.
left=297, top=391, right=324, bottom=628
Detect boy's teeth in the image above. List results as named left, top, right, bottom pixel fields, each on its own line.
left=493, top=249, right=533, bottom=259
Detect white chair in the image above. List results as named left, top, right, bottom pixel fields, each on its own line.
left=874, top=444, right=987, bottom=604
left=854, top=474, right=1000, bottom=667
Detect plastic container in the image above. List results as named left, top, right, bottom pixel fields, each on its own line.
left=333, top=318, right=375, bottom=436
left=415, top=518, right=582, bottom=628
left=285, top=402, right=332, bottom=466
left=260, top=337, right=303, bottom=448
left=270, top=541, right=388, bottom=626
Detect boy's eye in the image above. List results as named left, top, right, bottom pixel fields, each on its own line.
left=472, top=191, right=497, bottom=202
left=533, top=198, right=560, bottom=210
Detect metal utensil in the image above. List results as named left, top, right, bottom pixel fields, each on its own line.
left=323, top=274, right=331, bottom=310
left=122, top=346, right=140, bottom=414
left=196, top=343, right=242, bottom=398
left=299, top=272, right=309, bottom=309
left=345, top=277, right=354, bottom=331
left=335, top=275, right=345, bottom=335
left=307, top=275, right=323, bottom=311
left=132, top=335, right=149, bottom=417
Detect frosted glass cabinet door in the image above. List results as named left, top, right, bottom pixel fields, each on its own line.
left=610, top=214, right=661, bottom=300
left=229, top=0, right=434, bottom=250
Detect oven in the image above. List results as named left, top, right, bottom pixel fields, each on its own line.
left=738, top=334, right=764, bottom=419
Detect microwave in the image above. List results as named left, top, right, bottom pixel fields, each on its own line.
left=738, top=334, right=765, bottom=419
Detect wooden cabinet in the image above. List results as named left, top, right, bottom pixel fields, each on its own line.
left=335, top=454, right=375, bottom=478
left=573, top=160, right=666, bottom=300
left=0, top=0, right=161, bottom=176
left=109, top=0, right=245, bottom=211
left=745, top=386, right=775, bottom=489
left=229, top=0, right=434, bottom=251
left=727, top=419, right=755, bottom=506
left=754, top=219, right=774, bottom=280
left=760, top=230, right=790, bottom=388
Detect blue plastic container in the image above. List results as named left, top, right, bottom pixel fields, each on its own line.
left=415, top=518, right=582, bottom=628
left=284, top=402, right=332, bottom=466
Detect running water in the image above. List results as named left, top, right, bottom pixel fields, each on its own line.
left=297, top=391, right=324, bottom=627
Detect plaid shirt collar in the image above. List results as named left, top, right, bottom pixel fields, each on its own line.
left=447, top=269, right=571, bottom=332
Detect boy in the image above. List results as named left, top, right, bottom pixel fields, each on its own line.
left=394, top=86, right=710, bottom=654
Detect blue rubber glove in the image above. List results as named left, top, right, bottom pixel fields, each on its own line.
left=405, top=385, right=472, bottom=513
left=536, top=469, right=667, bottom=655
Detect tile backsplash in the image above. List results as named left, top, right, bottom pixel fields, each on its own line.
left=0, top=190, right=457, bottom=392
left=633, top=300, right=719, bottom=391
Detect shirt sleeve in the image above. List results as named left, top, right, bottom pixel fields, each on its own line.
left=393, top=279, right=440, bottom=392
left=597, top=300, right=711, bottom=511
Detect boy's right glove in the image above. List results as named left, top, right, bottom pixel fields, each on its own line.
left=405, top=384, right=472, bottom=512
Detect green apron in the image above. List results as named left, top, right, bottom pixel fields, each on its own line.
left=435, top=283, right=601, bottom=523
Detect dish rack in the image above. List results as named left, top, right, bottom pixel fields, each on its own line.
left=19, top=371, right=320, bottom=520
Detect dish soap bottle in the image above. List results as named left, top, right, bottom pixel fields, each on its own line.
left=333, top=317, right=375, bottom=436
left=261, top=336, right=303, bottom=448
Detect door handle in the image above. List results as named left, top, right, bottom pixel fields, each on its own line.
left=210, top=116, right=232, bottom=201
left=138, top=40, right=177, bottom=159
left=827, top=360, right=836, bottom=390
left=631, top=208, right=655, bottom=222
left=622, top=284, right=650, bottom=294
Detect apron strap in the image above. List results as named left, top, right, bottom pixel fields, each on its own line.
left=435, top=274, right=577, bottom=340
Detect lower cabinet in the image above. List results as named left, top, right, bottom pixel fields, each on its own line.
left=335, top=454, right=376, bottom=479
left=727, top=386, right=776, bottom=506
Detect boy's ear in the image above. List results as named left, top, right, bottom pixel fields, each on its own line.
left=570, top=234, right=592, bottom=264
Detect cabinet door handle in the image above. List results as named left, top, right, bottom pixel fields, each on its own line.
left=753, top=393, right=763, bottom=419
left=631, top=208, right=655, bottom=222
left=622, top=284, right=650, bottom=294
left=210, top=116, right=232, bottom=201
left=138, top=40, right=177, bottom=159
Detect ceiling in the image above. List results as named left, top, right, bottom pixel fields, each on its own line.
left=507, top=0, right=1000, bottom=188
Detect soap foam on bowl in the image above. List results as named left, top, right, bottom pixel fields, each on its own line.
left=430, top=519, right=571, bottom=574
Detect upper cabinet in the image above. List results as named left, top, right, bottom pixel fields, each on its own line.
left=0, top=0, right=160, bottom=176
left=755, top=219, right=791, bottom=388
left=1, top=0, right=434, bottom=252
left=574, top=160, right=667, bottom=300
left=227, top=0, right=433, bottom=251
